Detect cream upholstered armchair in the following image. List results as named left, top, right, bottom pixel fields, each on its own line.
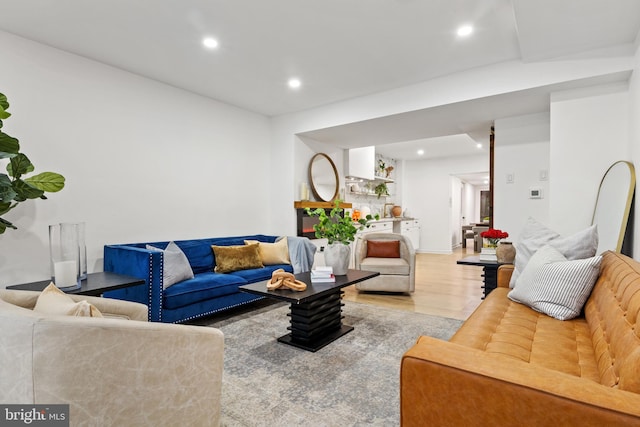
left=0, top=288, right=224, bottom=426
left=354, top=232, right=416, bottom=293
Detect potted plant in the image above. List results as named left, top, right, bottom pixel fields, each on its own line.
left=0, top=92, right=65, bottom=234
left=480, top=228, right=509, bottom=248
left=374, top=182, right=389, bottom=199
left=306, top=199, right=379, bottom=274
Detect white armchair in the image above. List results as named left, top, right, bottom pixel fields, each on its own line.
left=0, top=289, right=224, bottom=426
left=354, top=232, right=416, bottom=293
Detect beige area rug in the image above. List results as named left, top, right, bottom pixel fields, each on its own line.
left=196, top=300, right=463, bottom=427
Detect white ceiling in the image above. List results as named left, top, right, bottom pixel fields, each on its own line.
left=1, top=0, right=639, bottom=165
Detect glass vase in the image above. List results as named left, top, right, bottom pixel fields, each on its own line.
left=49, top=223, right=81, bottom=290
left=75, top=222, right=88, bottom=280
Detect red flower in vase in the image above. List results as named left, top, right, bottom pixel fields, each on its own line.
left=480, top=228, right=509, bottom=247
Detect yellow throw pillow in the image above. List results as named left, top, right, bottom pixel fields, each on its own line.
left=212, top=243, right=264, bottom=273
left=33, top=283, right=103, bottom=317
left=244, top=238, right=291, bottom=265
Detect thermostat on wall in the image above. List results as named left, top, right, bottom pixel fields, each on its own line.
left=529, top=187, right=543, bottom=199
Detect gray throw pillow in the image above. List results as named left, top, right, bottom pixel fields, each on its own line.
left=509, top=218, right=598, bottom=288
left=508, top=245, right=602, bottom=320
left=146, top=241, right=194, bottom=289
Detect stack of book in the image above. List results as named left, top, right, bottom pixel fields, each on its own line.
left=479, top=247, right=497, bottom=261
left=310, top=266, right=336, bottom=283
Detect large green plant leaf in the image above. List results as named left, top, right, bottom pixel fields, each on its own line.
left=0, top=175, right=17, bottom=202
left=0, top=93, right=10, bottom=120
left=7, top=153, right=34, bottom=178
left=0, top=217, right=17, bottom=234
left=0, top=201, right=15, bottom=215
left=0, top=130, right=19, bottom=159
left=24, top=172, right=65, bottom=193
left=12, top=179, right=45, bottom=200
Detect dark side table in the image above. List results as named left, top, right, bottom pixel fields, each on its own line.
left=457, top=255, right=508, bottom=299
left=6, top=272, right=144, bottom=296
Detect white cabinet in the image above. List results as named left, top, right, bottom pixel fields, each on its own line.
left=345, top=146, right=375, bottom=180
left=363, top=220, right=393, bottom=235
left=395, top=219, right=420, bottom=250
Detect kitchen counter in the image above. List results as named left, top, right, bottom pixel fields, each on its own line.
left=361, top=218, right=420, bottom=248
left=372, top=217, right=416, bottom=222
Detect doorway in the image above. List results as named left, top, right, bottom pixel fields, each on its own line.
left=480, top=190, right=491, bottom=222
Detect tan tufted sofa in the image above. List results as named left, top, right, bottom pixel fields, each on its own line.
left=401, top=251, right=640, bottom=426
left=0, top=289, right=224, bottom=426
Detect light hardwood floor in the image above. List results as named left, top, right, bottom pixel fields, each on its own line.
left=342, top=246, right=484, bottom=320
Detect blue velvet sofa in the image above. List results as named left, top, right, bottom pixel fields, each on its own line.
left=103, top=235, right=295, bottom=323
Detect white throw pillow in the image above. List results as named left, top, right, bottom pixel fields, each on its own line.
left=509, top=218, right=598, bottom=288
left=33, top=283, right=103, bottom=317
left=509, top=218, right=560, bottom=287
left=512, top=244, right=566, bottom=290
left=146, top=241, right=194, bottom=289
left=508, top=245, right=602, bottom=320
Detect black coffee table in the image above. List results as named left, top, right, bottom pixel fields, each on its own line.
left=240, top=269, right=379, bottom=352
left=7, top=272, right=145, bottom=297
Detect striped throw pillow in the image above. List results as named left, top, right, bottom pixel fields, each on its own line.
left=509, top=245, right=602, bottom=320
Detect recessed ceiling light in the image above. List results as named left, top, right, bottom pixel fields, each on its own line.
left=288, top=78, right=302, bottom=89
left=476, top=143, right=482, bottom=149
left=457, top=25, right=473, bottom=37
left=202, top=37, right=219, bottom=49
left=417, top=149, right=425, bottom=155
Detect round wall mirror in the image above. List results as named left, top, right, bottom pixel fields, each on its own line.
left=308, top=153, right=339, bottom=202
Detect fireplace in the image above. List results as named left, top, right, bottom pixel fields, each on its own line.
left=294, top=201, right=351, bottom=239
left=296, top=208, right=335, bottom=239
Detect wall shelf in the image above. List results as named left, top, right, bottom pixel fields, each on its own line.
left=348, top=190, right=388, bottom=198
left=346, top=176, right=394, bottom=184
left=373, top=176, right=394, bottom=183
left=294, top=201, right=352, bottom=209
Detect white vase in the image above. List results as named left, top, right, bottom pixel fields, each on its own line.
left=324, top=242, right=351, bottom=275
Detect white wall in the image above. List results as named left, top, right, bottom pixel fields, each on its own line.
left=494, top=113, right=551, bottom=241
left=495, top=88, right=631, bottom=247
left=450, top=177, right=463, bottom=247
left=403, top=154, right=488, bottom=253
left=549, top=84, right=630, bottom=236
left=461, top=182, right=476, bottom=226
left=0, top=31, right=275, bottom=285
left=494, top=141, right=550, bottom=240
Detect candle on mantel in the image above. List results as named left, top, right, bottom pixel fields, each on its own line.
left=300, top=182, right=309, bottom=201
left=54, top=260, right=78, bottom=288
